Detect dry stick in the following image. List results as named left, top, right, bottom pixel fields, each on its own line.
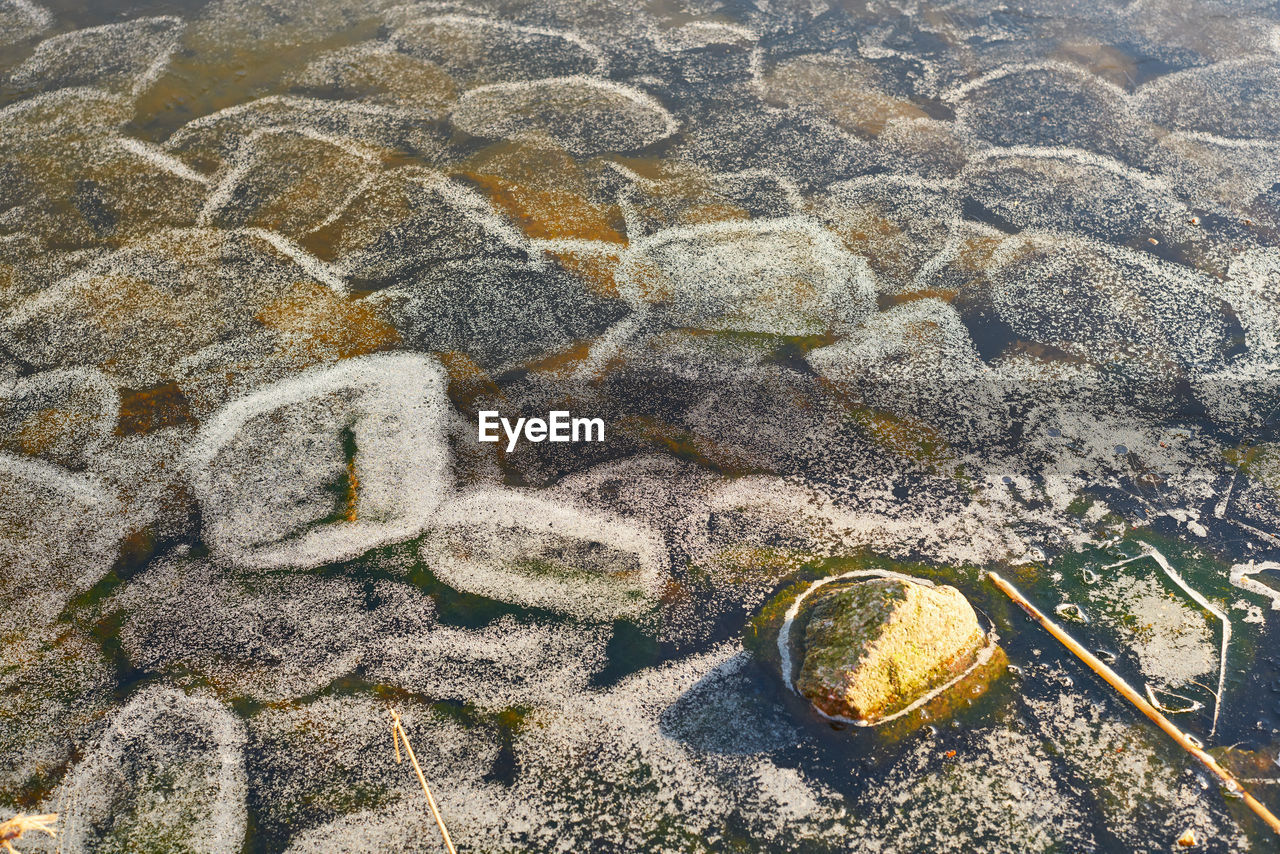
left=988, top=571, right=1280, bottom=838
left=0, top=813, right=58, bottom=854
left=390, top=710, right=458, bottom=854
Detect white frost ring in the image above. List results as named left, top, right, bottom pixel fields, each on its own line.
left=775, top=569, right=1001, bottom=727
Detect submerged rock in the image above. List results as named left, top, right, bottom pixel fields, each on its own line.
left=419, top=488, right=665, bottom=621
left=0, top=0, right=50, bottom=46
left=390, top=13, right=603, bottom=87
left=112, top=554, right=437, bottom=703
left=52, top=687, right=247, bottom=854
left=187, top=352, right=451, bottom=569
left=0, top=367, right=118, bottom=469
left=0, top=452, right=127, bottom=658
left=451, top=76, right=677, bottom=156
left=200, top=127, right=377, bottom=241
left=615, top=217, right=876, bottom=336
left=8, top=17, right=184, bottom=96
left=0, top=629, right=115, bottom=805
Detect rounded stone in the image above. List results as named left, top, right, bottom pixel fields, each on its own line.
left=791, top=576, right=989, bottom=724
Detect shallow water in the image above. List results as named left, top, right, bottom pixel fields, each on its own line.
left=2, top=0, right=1280, bottom=851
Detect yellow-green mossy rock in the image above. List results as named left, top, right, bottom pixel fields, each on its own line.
left=796, top=578, right=986, bottom=723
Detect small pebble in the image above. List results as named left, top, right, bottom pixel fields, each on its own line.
left=1148, top=237, right=1159, bottom=245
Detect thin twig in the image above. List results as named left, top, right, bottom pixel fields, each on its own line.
left=989, top=571, right=1280, bottom=839
left=0, top=813, right=57, bottom=854
left=390, top=710, right=458, bottom=854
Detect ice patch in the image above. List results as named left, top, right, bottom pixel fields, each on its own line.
left=1231, top=561, right=1280, bottom=611
left=819, top=174, right=959, bottom=291
left=807, top=298, right=1003, bottom=435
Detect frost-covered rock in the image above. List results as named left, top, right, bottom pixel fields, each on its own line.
left=366, top=617, right=612, bottom=710
left=951, top=63, right=1153, bottom=164
left=0, top=367, right=118, bottom=468
left=960, top=151, right=1202, bottom=251
left=0, top=630, right=114, bottom=804
left=807, top=298, right=1002, bottom=438
left=818, top=175, right=958, bottom=291
left=288, top=42, right=457, bottom=111
left=200, top=127, right=377, bottom=241
left=0, top=0, right=48, bottom=46
left=762, top=53, right=926, bottom=136
left=316, top=169, right=531, bottom=284
left=8, top=16, right=183, bottom=95
left=187, top=353, right=451, bottom=569
left=419, top=488, right=666, bottom=621
left=3, top=228, right=345, bottom=388
left=615, top=217, right=876, bottom=335
left=112, top=554, right=436, bottom=702
left=1134, top=60, right=1280, bottom=141
left=164, top=96, right=447, bottom=174
left=983, top=232, right=1232, bottom=396
left=0, top=453, right=126, bottom=653
left=0, top=91, right=205, bottom=248
left=390, top=14, right=603, bottom=86
left=451, top=76, right=677, bottom=156
left=52, top=687, right=247, bottom=854
left=377, top=259, right=628, bottom=369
